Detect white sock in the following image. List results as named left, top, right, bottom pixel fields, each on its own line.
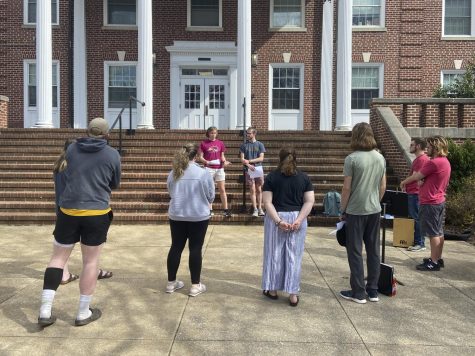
left=76, top=294, right=92, bottom=321
left=39, top=289, right=56, bottom=319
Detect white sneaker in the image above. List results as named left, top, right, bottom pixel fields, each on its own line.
left=252, top=209, right=259, bottom=217
left=189, top=283, right=206, bottom=297
left=166, top=280, right=184, bottom=293
left=258, top=208, right=265, bottom=216
left=407, top=245, right=426, bottom=252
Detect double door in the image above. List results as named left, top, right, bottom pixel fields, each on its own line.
left=180, top=78, right=228, bottom=129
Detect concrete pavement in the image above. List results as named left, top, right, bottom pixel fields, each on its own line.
left=0, top=224, right=474, bottom=355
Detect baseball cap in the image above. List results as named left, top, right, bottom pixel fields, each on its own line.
left=87, top=118, right=109, bottom=138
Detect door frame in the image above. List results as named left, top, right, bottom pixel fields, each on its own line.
left=166, top=41, right=238, bottom=129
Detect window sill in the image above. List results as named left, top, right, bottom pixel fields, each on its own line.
left=102, top=25, right=138, bottom=31
left=441, top=36, right=475, bottom=41
left=352, top=26, right=387, bottom=32
left=270, top=109, right=301, bottom=114
left=186, top=26, right=223, bottom=32
left=23, top=24, right=60, bottom=29
left=268, top=27, right=307, bottom=32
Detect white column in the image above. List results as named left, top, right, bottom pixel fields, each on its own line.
left=336, top=0, right=352, bottom=130
left=73, top=0, right=87, bottom=128
left=35, top=0, right=53, bottom=128
left=237, top=0, right=251, bottom=129
left=319, top=0, right=334, bottom=131
left=136, top=0, right=154, bottom=129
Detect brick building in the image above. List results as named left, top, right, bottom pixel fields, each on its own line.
left=1, top=0, right=474, bottom=130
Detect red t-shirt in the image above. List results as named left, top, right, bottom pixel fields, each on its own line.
left=200, top=139, right=226, bottom=169
left=419, top=157, right=451, bottom=205
left=406, top=154, right=429, bottom=194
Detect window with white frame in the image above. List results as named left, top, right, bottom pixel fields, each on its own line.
left=443, top=0, right=474, bottom=36
left=108, top=64, right=137, bottom=108
left=24, top=0, right=59, bottom=25
left=442, top=70, right=466, bottom=87
left=105, top=0, right=137, bottom=26
left=351, top=66, right=383, bottom=110
left=271, top=67, right=301, bottom=110
left=352, top=0, right=385, bottom=27
left=188, top=0, right=221, bottom=28
left=270, top=0, right=305, bottom=29
left=27, top=62, right=59, bottom=108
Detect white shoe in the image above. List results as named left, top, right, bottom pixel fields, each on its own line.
left=407, top=245, right=426, bottom=252
left=258, top=209, right=265, bottom=216
left=252, top=209, right=259, bottom=217
left=166, top=280, right=184, bottom=293
left=189, top=283, right=206, bottom=297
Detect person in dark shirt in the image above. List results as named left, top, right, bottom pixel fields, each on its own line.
left=261, top=147, right=315, bottom=307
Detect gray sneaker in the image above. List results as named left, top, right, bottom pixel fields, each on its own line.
left=166, top=280, right=184, bottom=293
left=258, top=208, right=265, bottom=216
left=407, top=245, right=426, bottom=252
left=189, top=283, right=206, bottom=297
left=252, top=209, right=259, bottom=217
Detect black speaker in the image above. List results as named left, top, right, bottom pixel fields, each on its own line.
left=381, top=190, right=409, bottom=217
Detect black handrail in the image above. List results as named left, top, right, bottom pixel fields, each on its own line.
left=240, top=97, right=247, bottom=213
left=110, top=96, right=146, bottom=155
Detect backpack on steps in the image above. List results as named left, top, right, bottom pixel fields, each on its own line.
left=323, top=191, right=341, bottom=216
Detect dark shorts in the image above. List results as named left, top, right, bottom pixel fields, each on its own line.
left=419, top=203, right=445, bottom=238
left=53, top=210, right=113, bottom=246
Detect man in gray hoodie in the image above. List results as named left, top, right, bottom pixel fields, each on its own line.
left=38, top=117, right=121, bottom=327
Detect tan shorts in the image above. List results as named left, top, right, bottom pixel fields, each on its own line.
left=206, top=167, right=225, bottom=182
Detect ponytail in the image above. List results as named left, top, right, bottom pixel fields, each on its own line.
left=53, top=138, right=76, bottom=174
left=277, top=147, right=297, bottom=176
left=172, top=143, right=199, bottom=180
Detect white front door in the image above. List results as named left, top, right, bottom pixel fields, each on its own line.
left=180, top=78, right=229, bottom=129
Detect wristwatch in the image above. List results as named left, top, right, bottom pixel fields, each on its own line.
left=275, top=220, right=282, bottom=226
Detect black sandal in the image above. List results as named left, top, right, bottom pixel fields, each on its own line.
left=263, top=290, right=278, bottom=300
left=289, top=295, right=299, bottom=307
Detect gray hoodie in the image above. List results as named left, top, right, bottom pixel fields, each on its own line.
left=59, top=137, right=121, bottom=210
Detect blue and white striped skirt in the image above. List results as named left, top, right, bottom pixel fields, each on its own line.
left=261, top=211, right=307, bottom=294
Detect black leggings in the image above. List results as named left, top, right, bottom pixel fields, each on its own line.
left=167, top=219, right=209, bottom=284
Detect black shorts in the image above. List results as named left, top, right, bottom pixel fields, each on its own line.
left=53, top=210, right=113, bottom=246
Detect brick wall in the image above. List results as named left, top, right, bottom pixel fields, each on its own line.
left=0, top=96, right=9, bottom=128
left=2, top=1, right=475, bottom=129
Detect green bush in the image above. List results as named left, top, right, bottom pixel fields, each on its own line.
left=447, top=139, right=475, bottom=193
left=445, top=175, right=475, bottom=229
left=433, top=56, right=475, bottom=98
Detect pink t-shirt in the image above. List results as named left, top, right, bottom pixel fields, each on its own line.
left=406, top=154, right=429, bottom=194
left=419, top=156, right=451, bottom=205
left=200, top=139, right=226, bottom=169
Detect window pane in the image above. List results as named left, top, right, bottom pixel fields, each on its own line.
left=109, top=88, right=137, bottom=108
left=27, top=0, right=58, bottom=24
left=28, top=63, right=58, bottom=108
left=353, top=0, right=381, bottom=26
left=108, top=0, right=136, bottom=25
left=191, top=0, right=219, bottom=26
left=272, top=66, right=300, bottom=110
left=108, top=65, right=137, bottom=108
left=273, top=0, right=302, bottom=27
left=445, top=0, right=471, bottom=35
left=352, top=67, right=380, bottom=109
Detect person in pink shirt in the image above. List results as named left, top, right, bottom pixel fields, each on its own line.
left=401, top=136, right=451, bottom=271
left=199, top=127, right=232, bottom=217
left=400, top=138, right=430, bottom=251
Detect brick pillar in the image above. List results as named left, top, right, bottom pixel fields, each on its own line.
left=0, top=95, right=9, bottom=128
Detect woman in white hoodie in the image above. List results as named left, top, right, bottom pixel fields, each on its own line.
left=166, top=143, right=215, bottom=297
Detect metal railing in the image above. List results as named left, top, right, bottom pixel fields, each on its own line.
left=110, top=96, right=145, bottom=155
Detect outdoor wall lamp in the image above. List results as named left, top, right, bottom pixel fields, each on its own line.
left=251, top=51, right=258, bottom=67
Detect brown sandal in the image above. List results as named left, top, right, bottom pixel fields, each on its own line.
left=60, top=273, right=79, bottom=285
left=97, top=269, right=113, bottom=280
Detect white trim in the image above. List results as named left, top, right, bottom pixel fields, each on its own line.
left=350, top=63, right=384, bottom=125
left=269, top=0, right=306, bottom=30
left=103, top=0, right=137, bottom=27
left=73, top=0, right=87, bottom=129
left=268, top=63, right=304, bottom=130
left=352, top=0, right=385, bottom=30
left=24, top=0, right=59, bottom=25
left=104, top=61, right=138, bottom=129
left=187, top=0, right=223, bottom=30
left=442, top=0, right=475, bottom=37
left=23, top=59, right=60, bottom=128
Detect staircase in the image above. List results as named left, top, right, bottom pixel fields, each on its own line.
left=0, top=128, right=364, bottom=225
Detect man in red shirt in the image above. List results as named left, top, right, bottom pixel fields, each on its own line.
left=401, top=136, right=451, bottom=271
left=400, top=138, right=429, bottom=251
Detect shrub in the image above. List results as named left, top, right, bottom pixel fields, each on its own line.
left=447, top=139, right=475, bottom=193
left=445, top=175, right=475, bottom=229
left=433, top=56, right=475, bottom=98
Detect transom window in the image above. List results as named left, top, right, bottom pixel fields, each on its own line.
left=270, top=0, right=305, bottom=28
left=353, top=0, right=385, bottom=27
left=351, top=66, right=382, bottom=110
left=272, top=67, right=301, bottom=110
left=181, top=68, right=228, bottom=76
left=108, top=65, right=137, bottom=108
left=188, top=0, right=222, bottom=28
left=444, top=0, right=473, bottom=36
left=27, top=62, right=59, bottom=108
left=24, top=0, right=59, bottom=25
left=105, top=0, right=137, bottom=26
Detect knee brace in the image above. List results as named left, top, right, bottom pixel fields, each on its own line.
left=43, top=267, right=63, bottom=291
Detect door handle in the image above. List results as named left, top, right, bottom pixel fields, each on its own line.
left=204, top=105, right=208, bottom=116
